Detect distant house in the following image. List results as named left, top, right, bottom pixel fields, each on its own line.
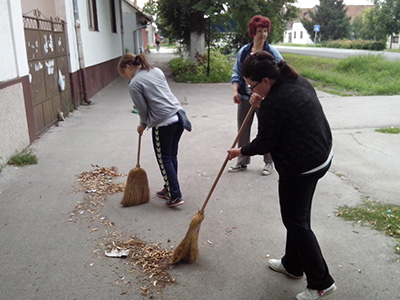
left=283, top=18, right=314, bottom=44
left=387, top=34, right=400, bottom=50
left=283, top=5, right=374, bottom=44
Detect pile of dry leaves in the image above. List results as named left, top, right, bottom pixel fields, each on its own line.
left=72, top=165, right=175, bottom=297
left=103, top=231, right=175, bottom=293
left=78, top=164, right=125, bottom=194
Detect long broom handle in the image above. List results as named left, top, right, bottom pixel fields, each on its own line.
left=136, top=134, right=142, bottom=168
left=200, top=105, right=256, bottom=212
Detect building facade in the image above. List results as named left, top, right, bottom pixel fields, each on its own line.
left=0, top=0, right=151, bottom=165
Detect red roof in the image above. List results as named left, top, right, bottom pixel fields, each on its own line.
left=298, top=5, right=374, bottom=24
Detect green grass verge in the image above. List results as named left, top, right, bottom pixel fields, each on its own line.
left=169, top=49, right=400, bottom=96
left=337, top=200, right=400, bottom=257
left=8, top=150, right=38, bottom=166
left=284, top=54, right=400, bottom=96
left=375, top=127, right=400, bottom=134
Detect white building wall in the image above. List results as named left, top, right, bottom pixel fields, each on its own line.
left=387, top=35, right=400, bottom=50
left=78, top=0, right=123, bottom=67
left=64, top=0, right=80, bottom=72
left=0, top=0, right=30, bottom=164
left=0, top=2, right=17, bottom=81
left=122, top=1, right=143, bottom=54
left=122, top=11, right=139, bottom=53
left=283, top=22, right=313, bottom=45
left=1, top=0, right=29, bottom=81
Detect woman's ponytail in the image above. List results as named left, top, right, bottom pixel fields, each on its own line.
left=277, top=60, right=298, bottom=80
left=117, top=53, right=153, bottom=75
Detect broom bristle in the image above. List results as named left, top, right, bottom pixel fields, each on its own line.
left=121, top=167, right=150, bottom=207
left=171, top=210, right=205, bottom=264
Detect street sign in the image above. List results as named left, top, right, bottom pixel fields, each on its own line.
left=314, top=25, right=320, bottom=32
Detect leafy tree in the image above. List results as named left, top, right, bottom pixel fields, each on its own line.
left=142, top=0, right=157, bottom=17
left=301, top=0, right=351, bottom=42
left=359, top=7, right=386, bottom=41
left=155, top=0, right=299, bottom=58
left=350, top=14, right=363, bottom=39
left=219, top=0, right=299, bottom=50
left=373, top=0, right=400, bottom=48
left=156, top=0, right=225, bottom=58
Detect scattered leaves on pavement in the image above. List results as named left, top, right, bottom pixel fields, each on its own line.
left=71, top=165, right=175, bottom=298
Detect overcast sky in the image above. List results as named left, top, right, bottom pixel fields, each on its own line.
left=134, top=0, right=373, bottom=9
left=294, top=0, right=373, bottom=8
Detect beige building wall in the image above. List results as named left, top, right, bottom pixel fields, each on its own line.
left=21, top=0, right=55, bottom=19
left=0, top=84, right=30, bottom=164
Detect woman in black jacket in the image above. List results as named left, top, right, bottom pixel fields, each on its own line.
left=227, top=51, right=336, bottom=300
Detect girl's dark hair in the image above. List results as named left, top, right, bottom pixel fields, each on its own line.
left=241, top=51, right=299, bottom=82
left=248, top=15, right=271, bottom=38
left=117, top=53, right=153, bottom=75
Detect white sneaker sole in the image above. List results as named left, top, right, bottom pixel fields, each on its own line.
left=228, top=168, right=247, bottom=173
left=267, top=261, right=303, bottom=279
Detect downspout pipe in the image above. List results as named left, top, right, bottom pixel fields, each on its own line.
left=119, top=0, right=125, bottom=54
left=72, top=0, right=91, bottom=104
left=133, top=25, right=147, bottom=53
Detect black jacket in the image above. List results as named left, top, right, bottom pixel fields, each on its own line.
left=241, top=76, right=332, bottom=179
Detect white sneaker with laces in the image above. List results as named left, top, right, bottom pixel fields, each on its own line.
left=296, top=283, right=337, bottom=300
left=267, top=259, right=303, bottom=279
left=262, top=163, right=273, bottom=175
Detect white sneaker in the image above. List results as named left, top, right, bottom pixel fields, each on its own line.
left=267, top=259, right=303, bottom=279
left=296, top=283, right=337, bottom=300
left=228, top=164, right=247, bottom=173
left=262, top=163, right=273, bottom=175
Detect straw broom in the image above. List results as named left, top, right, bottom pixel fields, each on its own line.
left=171, top=106, right=256, bottom=264
left=121, top=134, right=150, bottom=207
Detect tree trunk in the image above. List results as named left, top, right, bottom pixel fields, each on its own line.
left=190, top=31, right=205, bottom=61
left=390, top=34, right=393, bottom=49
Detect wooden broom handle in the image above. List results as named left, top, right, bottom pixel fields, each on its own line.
left=200, top=105, right=256, bottom=212
left=136, top=134, right=141, bottom=168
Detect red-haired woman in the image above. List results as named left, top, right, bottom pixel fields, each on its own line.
left=229, top=15, right=282, bottom=176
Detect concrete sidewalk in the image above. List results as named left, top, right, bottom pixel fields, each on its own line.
left=0, top=51, right=399, bottom=300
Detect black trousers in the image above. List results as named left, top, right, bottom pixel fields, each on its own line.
left=152, top=122, right=184, bottom=200
left=279, top=163, right=334, bottom=290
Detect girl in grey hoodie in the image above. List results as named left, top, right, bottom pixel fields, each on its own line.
left=118, top=53, right=190, bottom=208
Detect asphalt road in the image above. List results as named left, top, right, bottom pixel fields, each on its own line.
left=275, top=45, right=400, bottom=61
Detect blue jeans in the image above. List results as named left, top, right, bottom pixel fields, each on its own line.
left=279, top=162, right=334, bottom=290
left=152, top=121, right=184, bottom=200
